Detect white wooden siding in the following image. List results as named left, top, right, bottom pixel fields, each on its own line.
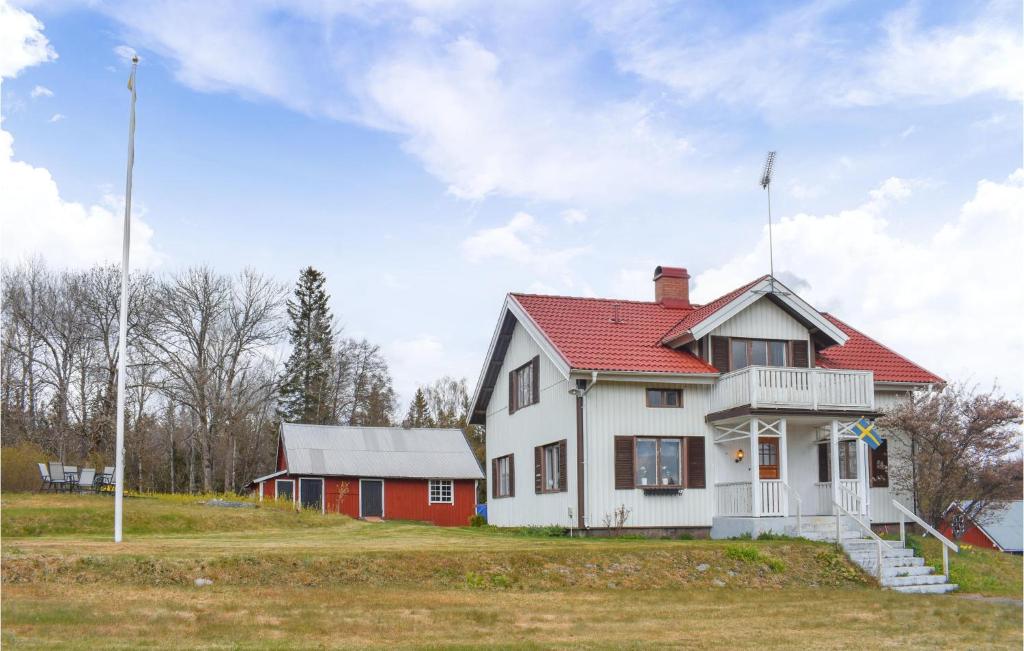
left=485, top=322, right=576, bottom=527
left=584, top=382, right=716, bottom=528
left=709, top=297, right=809, bottom=341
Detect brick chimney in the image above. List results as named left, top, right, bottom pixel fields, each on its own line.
left=654, top=266, right=691, bottom=309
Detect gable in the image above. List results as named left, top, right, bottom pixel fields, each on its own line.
left=708, top=295, right=810, bottom=341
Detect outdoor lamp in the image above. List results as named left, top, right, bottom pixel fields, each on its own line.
left=735, top=449, right=744, bottom=463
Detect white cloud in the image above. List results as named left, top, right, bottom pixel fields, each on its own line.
left=30, top=84, right=52, bottom=98
left=47, top=112, right=64, bottom=122
left=899, top=125, right=917, bottom=140
left=0, top=1, right=56, bottom=79
left=113, top=44, right=138, bottom=63
left=561, top=208, right=587, bottom=224
left=0, top=128, right=163, bottom=269
left=461, top=211, right=588, bottom=272
left=693, top=170, right=1024, bottom=386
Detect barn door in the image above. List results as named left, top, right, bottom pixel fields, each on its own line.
left=299, top=478, right=323, bottom=511
left=361, top=480, right=384, bottom=518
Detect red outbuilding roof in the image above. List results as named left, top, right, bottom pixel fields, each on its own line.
left=511, top=294, right=717, bottom=374
left=510, top=278, right=941, bottom=383
left=816, top=313, right=943, bottom=384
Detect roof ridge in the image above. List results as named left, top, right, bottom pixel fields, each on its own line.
left=658, top=275, right=768, bottom=343
left=820, top=312, right=944, bottom=383
left=511, top=292, right=698, bottom=308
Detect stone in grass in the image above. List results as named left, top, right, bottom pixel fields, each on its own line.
left=205, top=499, right=254, bottom=509
left=696, top=563, right=710, bottom=572
left=712, top=579, right=727, bottom=587
left=194, top=578, right=214, bottom=587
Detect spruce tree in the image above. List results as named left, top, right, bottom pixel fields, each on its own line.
left=404, top=388, right=433, bottom=428
left=279, top=267, right=335, bottom=424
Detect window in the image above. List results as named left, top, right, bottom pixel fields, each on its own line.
left=429, top=479, right=453, bottom=504
left=493, top=454, right=514, bottom=498
left=535, top=440, right=567, bottom=493
left=635, top=438, right=682, bottom=487
left=817, top=440, right=858, bottom=481
left=646, top=388, right=683, bottom=408
left=758, top=437, right=779, bottom=479
left=729, top=338, right=786, bottom=370
left=509, top=357, right=539, bottom=413
left=275, top=479, right=294, bottom=502
left=951, top=513, right=967, bottom=538
left=870, top=439, right=889, bottom=488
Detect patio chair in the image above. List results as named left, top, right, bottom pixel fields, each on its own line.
left=37, top=463, right=51, bottom=492
left=47, top=462, right=69, bottom=492
left=96, top=467, right=115, bottom=493
left=77, top=468, right=96, bottom=493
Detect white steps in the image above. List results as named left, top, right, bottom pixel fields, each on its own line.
left=798, top=515, right=957, bottom=595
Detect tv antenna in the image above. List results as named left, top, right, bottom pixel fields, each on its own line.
left=760, top=151, right=777, bottom=292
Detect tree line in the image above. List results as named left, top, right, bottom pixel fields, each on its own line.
left=1, top=261, right=477, bottom=494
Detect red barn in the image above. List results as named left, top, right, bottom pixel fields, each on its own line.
left=939, top=501, right=1023, bottom=554
left=248, top=423, right=484, bottom=527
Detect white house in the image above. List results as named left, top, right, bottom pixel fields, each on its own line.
left=470, top=266, right=944, bottom=539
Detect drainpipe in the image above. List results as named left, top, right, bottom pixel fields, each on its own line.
left=571, top=371, right=599, bottom=531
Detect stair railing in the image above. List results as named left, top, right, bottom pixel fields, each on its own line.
left=833, top=500, right=893, bottom=580
left=892, top=499, right=959, bottom=579
left=780, top=480, right=802, bottom=536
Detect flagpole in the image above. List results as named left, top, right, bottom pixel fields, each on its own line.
left=114, top=55, right=139, bottom=543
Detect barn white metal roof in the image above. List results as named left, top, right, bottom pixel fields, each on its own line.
left=280, top=423, right=484, bottom=480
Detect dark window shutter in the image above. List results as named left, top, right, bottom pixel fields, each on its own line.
left=534, top=445, right=543, bottom=494
left=711, top=336, right=730, bottom=372
left=508, top=370, right=516, bottom=413
left=614, top=436, right=635, bottom=489
left=870, top=439, right=889, bottom=488
left=491, top=458, right=498, bottom=498
left=509, top=455, right=515, bottom=497
left=791, top=340, right=809, bottom=368
left=558, top=439, right=568, bottom=492
left=817, top=443, right=829, bottom=482
left=531, top=355, right=540, bottom=404
left=686, top=437, right=706, bottom=488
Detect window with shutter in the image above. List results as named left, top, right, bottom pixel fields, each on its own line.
left=509, top=357, right=540, bottom=413
left=686, top=437, right=706, bottom=488
left=534, top=445, right=543, bottom=494
left=493, top=455, right=514, bottom=498
left=614, top=436, right=635, bottom=489
left=536, top=440, right=567, bottom=493
left=558, top=439, right=568, bottom=492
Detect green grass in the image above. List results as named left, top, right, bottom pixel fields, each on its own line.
left=2, top=493, right=1021, bottom=649
left=905, top=534, right=1024, bottom=599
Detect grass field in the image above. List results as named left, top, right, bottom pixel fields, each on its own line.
left=2, top=493, right=1021, bottom=649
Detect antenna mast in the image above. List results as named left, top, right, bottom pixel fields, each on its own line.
left=760, top=151, right=777, bottom=291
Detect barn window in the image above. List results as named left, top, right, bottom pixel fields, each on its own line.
left=275, top=479, right=294, bottom=502
left=428, top=480, right=453, bottom=504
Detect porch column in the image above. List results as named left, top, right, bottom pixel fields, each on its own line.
left=855, top=431, right=866, bottom=516
left=830, top=420, right=840, bottom=513
left=779, top=418, right=789, bottom=517
left=750, top=418, right=760, bottom=517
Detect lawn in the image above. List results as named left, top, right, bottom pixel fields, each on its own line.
left=2, top=493, right=1021, bottom=649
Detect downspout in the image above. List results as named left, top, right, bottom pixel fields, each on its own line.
left=573, top=371, right=599, bottom=531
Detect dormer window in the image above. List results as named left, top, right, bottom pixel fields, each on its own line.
left=730, top=338, right=786, bottom=370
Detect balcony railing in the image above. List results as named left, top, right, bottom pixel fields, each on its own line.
left=711, top=366, right=874, bottom=414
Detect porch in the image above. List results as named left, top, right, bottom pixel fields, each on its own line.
left=709, top=416, right=877, bottom=537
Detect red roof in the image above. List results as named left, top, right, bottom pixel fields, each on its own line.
left=510, top=278, right=941, bottom=384
left=817, top=314, right=943, bottom=384
left=511, top=294, right=717, bottom=374
left=660, top=275, right=768, bottom=343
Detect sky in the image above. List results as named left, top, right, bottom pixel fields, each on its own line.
left=1, top=0, right=1022, bottom=406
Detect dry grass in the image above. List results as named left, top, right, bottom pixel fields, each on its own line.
left=3, top=493, right=1021, bottom=649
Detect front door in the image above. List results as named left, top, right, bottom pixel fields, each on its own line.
left=758, top=437, right=780, bottom=480
left=299, top=478, right=323, bottom=511
left=361, top=480, right=384, bottom=518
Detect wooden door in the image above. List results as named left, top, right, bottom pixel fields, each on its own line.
left=361, top=480, right=384, bottom=518
left=758, top=437, right=780, bottom=480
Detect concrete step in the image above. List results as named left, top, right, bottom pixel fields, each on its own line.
left=890, top=583, right=959, bottom=595
left=882, top=574, right=948, bottom=588
left=882, top=565, right=935, bottom=578
left=842, top=543, right=914, bottom=558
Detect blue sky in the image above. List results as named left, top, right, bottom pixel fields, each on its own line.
left=1, top=0, right=1022, bottom=403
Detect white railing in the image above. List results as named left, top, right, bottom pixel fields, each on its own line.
left=781, top=481, right=802, bottom=534
left=716, top=481, right=752, bottom=516
left=833, top=500, right=894, bottom=580
left=816, top=480, right=863, bottom=515
left=760, top=480, right=784, bottom=516
left=711, top=366, right=874, bottom=413
left=893, top=499, right=959, bottom=579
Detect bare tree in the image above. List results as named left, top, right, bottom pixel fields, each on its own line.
left=882, top=383, right=1023, bottom=529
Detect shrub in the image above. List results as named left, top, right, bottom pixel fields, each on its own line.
left=468, top=514, right=487, bottom=527
left=1, top=442, right=51, bottom=492
left=725, top=545, right=761, bottom=563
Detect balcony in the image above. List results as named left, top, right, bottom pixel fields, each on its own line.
left=710, top=366, right=874, bottom=417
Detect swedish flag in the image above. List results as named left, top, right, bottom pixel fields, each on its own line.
left=853, top=417, right=881, bottom=449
